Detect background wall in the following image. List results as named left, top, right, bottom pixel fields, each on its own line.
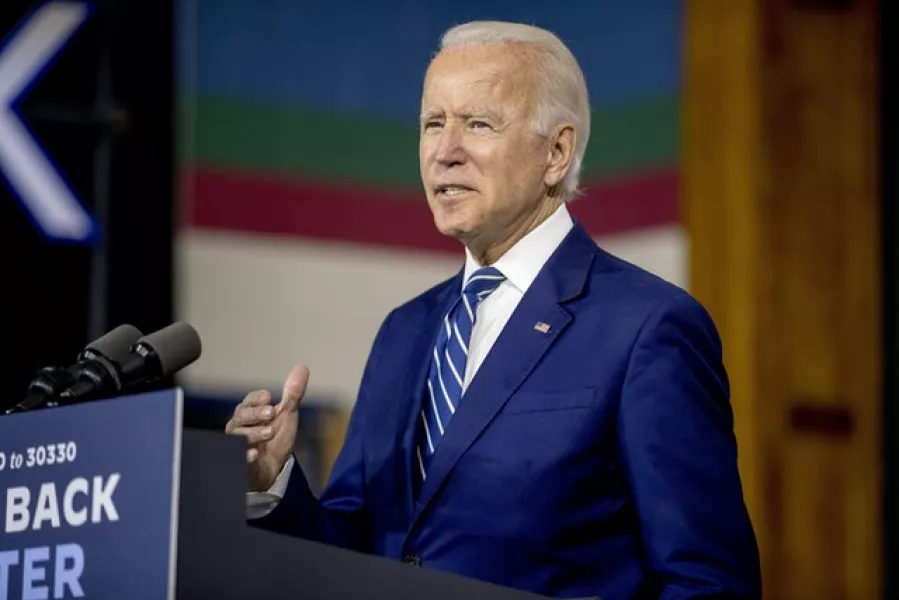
left=174, top=0, right=686, bottom=412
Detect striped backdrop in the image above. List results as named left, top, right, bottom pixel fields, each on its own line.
left=174, top=0, right=686, bottom=407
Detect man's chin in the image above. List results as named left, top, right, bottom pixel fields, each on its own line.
left=433, top=215, right=475, bottom=240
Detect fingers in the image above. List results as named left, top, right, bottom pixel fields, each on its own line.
left=243, top=390, right=272, bottom=407
left=225, top=390, right=272, bottom=433
left=224, top=366, right=309, bottom=446
left=226, top=405, right=274, bottom=432
left=237, top=403, right=276, bottom=426
left=229, top=424, right=274, bottom=445
left=277, top=365, right=310, bottom=415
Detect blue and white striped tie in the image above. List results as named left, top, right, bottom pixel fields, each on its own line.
left=416, top=266, right=506, bottom=482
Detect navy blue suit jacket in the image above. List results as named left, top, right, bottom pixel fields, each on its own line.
left=253, top=222, right=761, bottom=599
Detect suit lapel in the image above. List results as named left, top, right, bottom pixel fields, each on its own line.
left=406, top=222, right=597, bottom=531
left=394, top=271, right=462, bottom=525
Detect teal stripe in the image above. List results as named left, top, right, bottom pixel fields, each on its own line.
left=179, top=94, right=678, bottom=188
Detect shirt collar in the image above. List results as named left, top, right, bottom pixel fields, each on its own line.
left=463, top=203, right=574, bottom=294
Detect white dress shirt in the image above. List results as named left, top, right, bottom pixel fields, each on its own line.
left=246, top=204, right=574, bottom=518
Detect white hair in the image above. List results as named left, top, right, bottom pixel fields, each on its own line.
left=438, top=21, right=591, bottom=202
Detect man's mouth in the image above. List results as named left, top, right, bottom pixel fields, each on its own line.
left=435, top=185, right=475, bottom=197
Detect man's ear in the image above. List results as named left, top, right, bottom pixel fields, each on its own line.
left=544, top=123, right=576, bottom=190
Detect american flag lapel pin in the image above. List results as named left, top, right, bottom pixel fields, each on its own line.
left=534, top=321, right=551, bottom=334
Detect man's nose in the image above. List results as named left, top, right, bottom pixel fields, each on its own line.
left=435, top=123, right=466, bottom=166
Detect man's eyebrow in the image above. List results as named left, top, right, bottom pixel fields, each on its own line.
left=459, top=109, right=504, bottom=122
left=419, top=110, right=443, bottom=123
left=419, top=109, right=505, bottom=123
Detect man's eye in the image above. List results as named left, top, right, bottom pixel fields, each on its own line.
left=424, top=121, right=442, bottom=131
left=470, top=120, right=490, bottom=130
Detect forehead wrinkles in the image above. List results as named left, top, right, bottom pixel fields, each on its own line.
left=422, top=47, right=541, bottom=120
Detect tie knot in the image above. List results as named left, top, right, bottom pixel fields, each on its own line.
left=463, top=266, right=505, bottom=302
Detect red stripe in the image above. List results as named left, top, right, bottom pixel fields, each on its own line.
left=571, top=170, right=678, bottom=236
left=184, top=167, right=677, bottom=253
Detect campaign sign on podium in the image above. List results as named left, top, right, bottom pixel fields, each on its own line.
left=0, top=389, right=183, bottom=600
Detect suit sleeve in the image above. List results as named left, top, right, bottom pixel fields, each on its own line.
left=249, top=311, right=395, bottom=553
left=617, top=293, right=762, bottom=599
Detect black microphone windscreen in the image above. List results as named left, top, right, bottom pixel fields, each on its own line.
left=138, top=321, right=202, bottom=377
left=86, top=324, right=143, bottom=360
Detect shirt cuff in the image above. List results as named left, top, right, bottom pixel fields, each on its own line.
left=245, top=455, right=295, bottom=519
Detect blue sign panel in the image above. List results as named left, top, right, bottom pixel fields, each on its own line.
left=0, top=388, right=183, bottom=599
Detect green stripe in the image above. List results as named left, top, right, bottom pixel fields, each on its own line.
left=581, top=95, right=678, bottom=177
left=179, top=94, right=677, bottom=189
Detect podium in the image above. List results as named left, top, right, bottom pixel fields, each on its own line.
left=0, top=388, right=547, bottom=599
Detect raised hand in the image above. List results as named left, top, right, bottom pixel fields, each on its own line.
left=225, top=365, right=309, bottom=491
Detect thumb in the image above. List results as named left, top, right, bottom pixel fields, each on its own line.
left=277, top=364, right=309, bottom=414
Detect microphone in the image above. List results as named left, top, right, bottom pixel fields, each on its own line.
left=6, top=324, right=143, bottom=414
left=59, top=321, right=202, bottom=402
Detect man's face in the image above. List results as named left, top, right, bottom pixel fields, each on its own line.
left=419, top=45, right=554, bottom=248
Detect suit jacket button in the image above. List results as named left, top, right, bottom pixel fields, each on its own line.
left=403, top=554, right=422, bottom=567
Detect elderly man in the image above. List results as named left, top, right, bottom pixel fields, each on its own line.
left=225, top=20, right=761, bottom=600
